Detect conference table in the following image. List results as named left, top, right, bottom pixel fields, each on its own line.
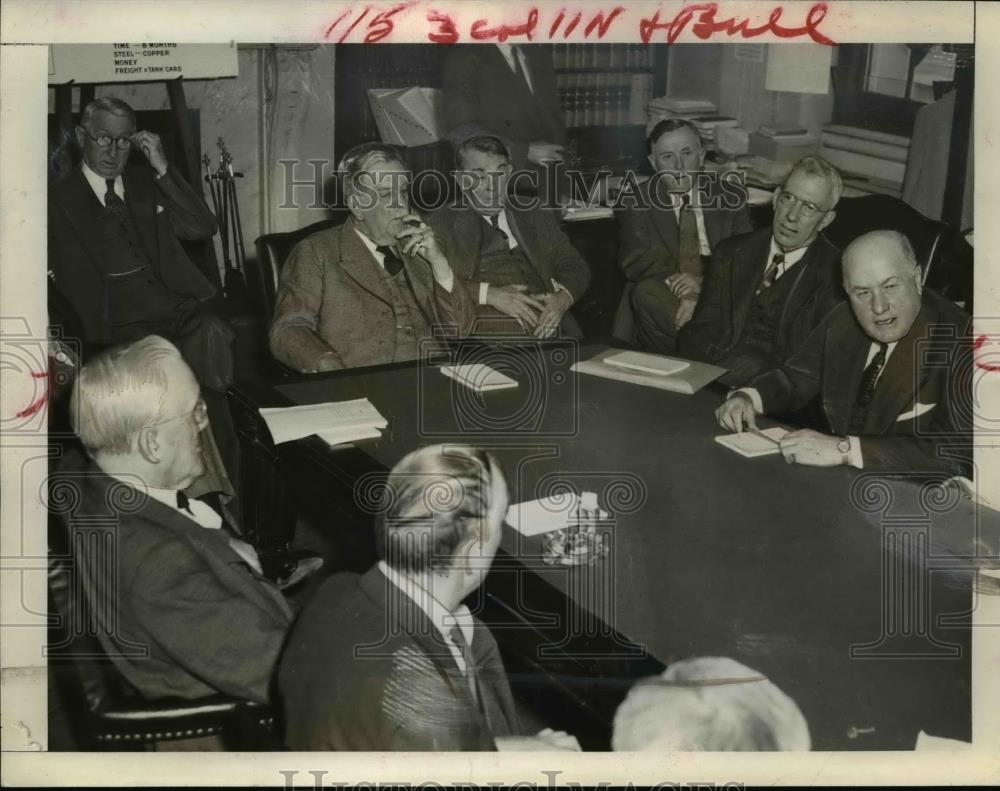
left=230, top=341, right=996, bottom=751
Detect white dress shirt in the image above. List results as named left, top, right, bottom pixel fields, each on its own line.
left=495, top=44, right=534, bottom=94
left=377, top=560, right=475, bottom=674
left=765, top=238, right=810, bottom=281
left=354, top=227, right=454, bottom=293
left=81, top=161, right=124, bottom=206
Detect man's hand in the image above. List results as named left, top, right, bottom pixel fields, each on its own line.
left=674, top=297, right=697, bottom=329
left=486, top=284, right=545, bottom=329
left=395, top=215, right=450, bottom=277
left=527, top=141, right=566, bottom=165
left=715, top=392, right=758, bottom=433
left=665, top=272, right=702, bottom=300
left=311, top=352, right=342, bottom=373
left=132, top=130, right=169, bottom=177
left=495, top=729, right=581, bottom=751
left=532, top=289, right=573, bottom=338
left=778, top=429, right=846, bottom=467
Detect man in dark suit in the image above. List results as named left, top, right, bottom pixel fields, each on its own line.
left=442, top=45, right=566, bottom=172
left=58, top=336, right=294, bottom=704
left=48, top=97, right=231, bottom=392
left=620, top=119, right=753, bottom=351
left=679, top=155, right=845, bottom=387
left=427, top=135, right=590, bottom=338
left=270, top=143, right=475, bottom=372
left=717, top=231, right=971, bottom=476
left=279, top=445, right=581, bottom=752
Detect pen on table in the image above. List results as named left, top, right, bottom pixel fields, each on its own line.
left=750, top=428, right=780, bottom=446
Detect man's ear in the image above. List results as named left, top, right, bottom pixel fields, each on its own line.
left=913, top=263, right=924, bottom=295
left=697, top=148, right=707, bottom=169
left=347, top=194, right=363, bottom=222
left=74, top=126, right=86, bottom=151
left=819, top=209, right=837, bottom=232
left=647, top=154, right=656, bottom=173
left=136, top=426, right=160, bottom=465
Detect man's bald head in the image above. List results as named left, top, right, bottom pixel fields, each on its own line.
left=843, top=230, right=923, bottom=344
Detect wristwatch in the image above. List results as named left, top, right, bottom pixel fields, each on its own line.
left=837, top=437, right=852, bottom=465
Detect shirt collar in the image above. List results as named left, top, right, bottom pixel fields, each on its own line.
left=105, top=473, right=221, bottom=530
left=354, top=227, right=385, bottom=266
left=377, top=560, right=473, bottom=645
left=81, top=160, right=123, bottom=204
left=769, top=237, right=810, bottom=267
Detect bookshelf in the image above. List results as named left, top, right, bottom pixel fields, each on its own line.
left=553, top=44, right=668, bottom=174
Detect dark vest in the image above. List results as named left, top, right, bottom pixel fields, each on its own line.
left=380, top=264, right=434, bottom=362
left=93, top=196, right=186, bottom=341
left=475, top=220, right=548, bottom=294
left=739, top=263, right=800, bottom=353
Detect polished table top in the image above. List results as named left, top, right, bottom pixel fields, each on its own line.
left=238, top=343, right=996, bottom=749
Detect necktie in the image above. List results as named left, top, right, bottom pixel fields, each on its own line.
left=488, top=214, right=509, bottom=246
left=178, top=492, right=263, bottom=574
left=104, top=178, right=129, bottom=226
left=856, top=342, right=889, bottom=407
left=375, top=245, right=405, bottom=277
left=510, top=46, right=532, bottom=94
left=757, top=252, right=785, bottom=294
left=677, top=197, right=703, bottom=278
left=448, top=624, right=482, bottom=712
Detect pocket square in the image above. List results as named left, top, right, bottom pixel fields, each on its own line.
left=156, top=204, right=165, bottom=214
left=897, top=402, right=936, bottom=421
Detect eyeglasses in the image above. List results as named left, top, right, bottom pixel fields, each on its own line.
left=155, top=396, right=209, bottom=431
left=82, top=128, right=133, bottom=150
left=776, top=190, right=830, bottom=219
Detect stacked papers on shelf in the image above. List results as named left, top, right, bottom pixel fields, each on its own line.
left=441, top=364, right=518, bottom=393
left=259, top=398, right=388, bottom=447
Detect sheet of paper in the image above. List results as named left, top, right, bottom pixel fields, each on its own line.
left=315, top=425, right=383, bottom=448
left=506, top=494, right=609, bottom=537
left=715, top=427, right=790, bottom=458
left=259, top=398, right=387, bottom=445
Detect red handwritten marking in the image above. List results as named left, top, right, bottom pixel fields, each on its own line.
left=973, top=335, right=1000, bottom=372
left=427, top=10, right=459, bottom=43
left=640, top=2, right=835, bottom=46
left=339, top=6, right=372, bottom=43
left=584, top=6, right=625, bottom=37
left=323, top=8, right=352, bottom=39
left=549, top=9, right=567, bottom=38
left=15, top=371, right=48, bottom=420
left=470, top=7, right=540, bottom=41
left=365, top=2, right=413, bottom=43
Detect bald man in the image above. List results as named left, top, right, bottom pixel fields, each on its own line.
left=716, top=230, right=971, bottom=476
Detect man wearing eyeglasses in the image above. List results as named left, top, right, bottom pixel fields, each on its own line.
left=678, top=155, right=845, bottom=387
left=48, top=97, right=231, bottom=389
left=55, top=336, right=294, bottom=708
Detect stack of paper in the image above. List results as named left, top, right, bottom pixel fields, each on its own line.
left=714, top=427, right=789, bottom=458
left=505, top=492, right=608, bottom=537
left=603, top=351, right=689, bottom=377
left=572, top=349, right=724, bottom=395
left=368, top=87, right=443, bottom=146
left=441, top=364, right=518, bottom=393
left=259, top=398, right=388, bottom=448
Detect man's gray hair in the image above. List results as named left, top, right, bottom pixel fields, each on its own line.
left=80, top=97, right=136, bottom=130
left=337, top=142, right=408, bottom=200
left=785, top=154, right=844, bottom=208
left=612, top=656, right=811, bottom=751
left=71, top=335, right=179, bottom=456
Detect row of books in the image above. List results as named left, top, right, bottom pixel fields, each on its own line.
left=552, top=43, right=655, bottom=70
left=557, top=73, right=653, bottom=127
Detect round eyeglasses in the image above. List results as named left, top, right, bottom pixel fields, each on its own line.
left=82, top=129, right=133, bottom=150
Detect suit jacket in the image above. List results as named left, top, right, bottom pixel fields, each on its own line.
left=56, top=449, right=293, bottom=703
left=678, top=228, right=843, bottom=364
left=442, top=45, right=565, bottom=170
left=269, top=216, right=476, bottom=372
left=427, top=202, right=591, bottom=303
left=279, top=566, right=522, bottom=750
left=751, top=290, right=972, bottom=476
left=48, top=163, right=218, bottom=345
left=618, top=178, right=754, bottom=283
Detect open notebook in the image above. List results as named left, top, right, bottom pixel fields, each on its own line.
left=715, top=427, right=789, bottom=458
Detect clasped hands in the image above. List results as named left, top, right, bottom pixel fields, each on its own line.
left=488, top=284, right=573, bottom=338
left=715, top=393, right=847, bottom=467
